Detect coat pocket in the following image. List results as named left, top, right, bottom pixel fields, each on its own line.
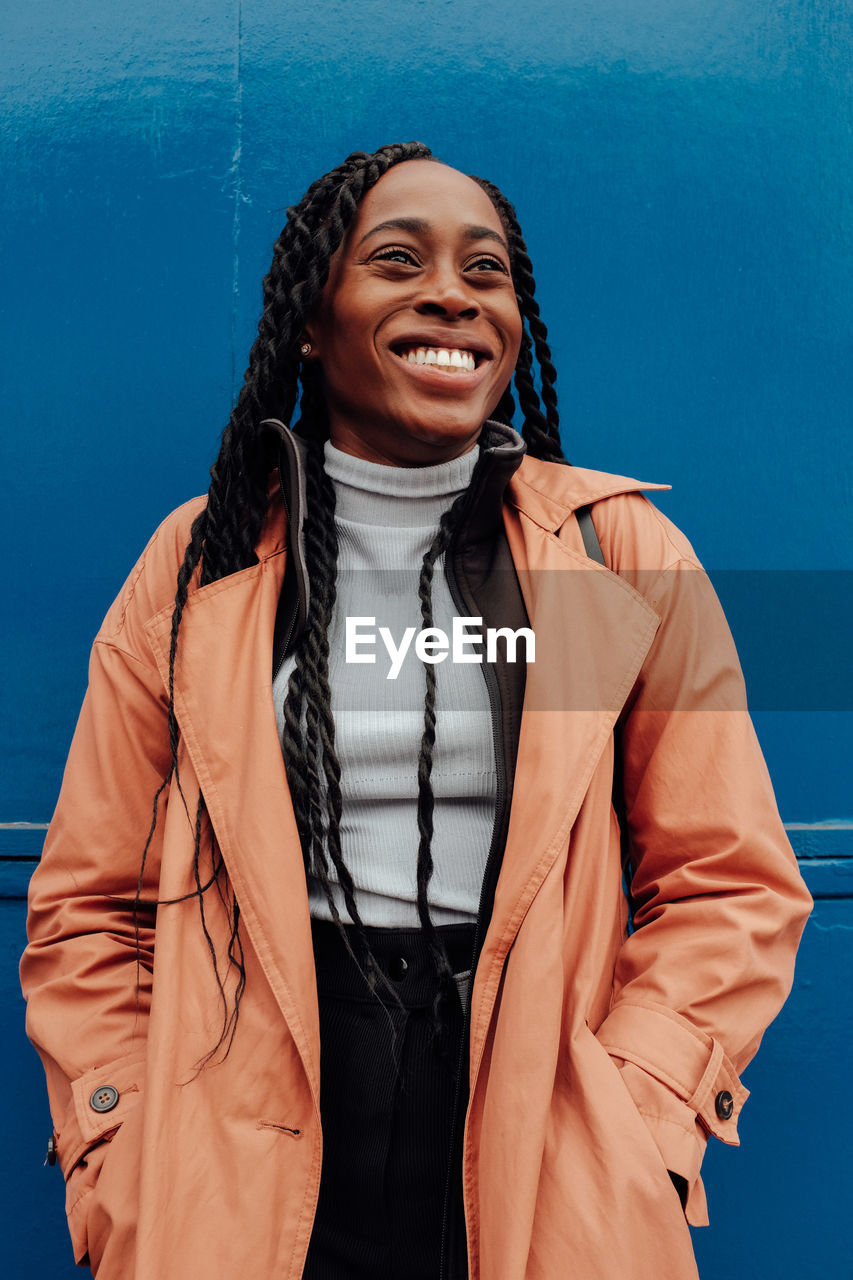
left=65, top=1137, right=115, bottom=1266
left=581, top=1023, right=693, bottom=1213
left=72, top=1099, right=144, bottom=1275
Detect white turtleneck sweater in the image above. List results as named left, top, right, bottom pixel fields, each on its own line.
left=272, top=439, right=497, bottom=927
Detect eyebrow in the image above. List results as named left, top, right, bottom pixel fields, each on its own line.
left=356, top=217, right=510, bottom=253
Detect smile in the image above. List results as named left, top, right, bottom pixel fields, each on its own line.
left=393, top=345, right=480, bottom=373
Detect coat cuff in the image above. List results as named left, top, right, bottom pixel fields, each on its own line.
left=55, top=1052, right=146, bottom=1180
left=596, top=1001, right=749, bottom=1144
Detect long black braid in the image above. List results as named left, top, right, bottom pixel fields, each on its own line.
left=470, top=174, right=564, bottom=462
left=135, top=142, right=566, bottom=1065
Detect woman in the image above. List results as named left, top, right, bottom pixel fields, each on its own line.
left=21, top=141, right=812, bottom=1279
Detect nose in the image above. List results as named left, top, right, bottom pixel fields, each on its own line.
left=414, top=266, right=479, bottom=321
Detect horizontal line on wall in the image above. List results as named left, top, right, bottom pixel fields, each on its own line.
left=0, top=824, right=850, bottom=901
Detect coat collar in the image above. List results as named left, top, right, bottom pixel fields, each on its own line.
left=508, top=451, right=670, bottom=532
left=145, top=425, right=668, bottom=1098
left=254, top=419, right=671, bottom=559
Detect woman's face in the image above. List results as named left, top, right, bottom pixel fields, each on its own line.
left=304, top=159, right=523, bottom=467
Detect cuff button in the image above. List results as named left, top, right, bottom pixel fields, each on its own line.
left=715, top=1089, right=734, bottom=1120
left=89, top=1085, right=120, bottom=1113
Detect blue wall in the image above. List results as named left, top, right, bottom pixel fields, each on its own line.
left=2, top=3, right=850, bottom=1275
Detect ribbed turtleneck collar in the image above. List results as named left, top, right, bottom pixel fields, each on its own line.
left=323, top=439, right=481, bottom=528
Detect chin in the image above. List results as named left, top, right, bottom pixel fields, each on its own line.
left=400, top=426, right=481, bottom=462
left=402, top=407, right=486, bottom=444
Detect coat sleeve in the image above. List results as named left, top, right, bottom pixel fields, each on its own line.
left=19, top=509, right=193, bottom=1264
left=590, top=499, right=813, bottom=1226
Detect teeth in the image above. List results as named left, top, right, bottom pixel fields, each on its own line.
left=398, top=346, right=478, bottom=372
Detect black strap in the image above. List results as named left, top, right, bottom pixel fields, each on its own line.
left=575, top=504, right=635, bottom=916
left=576, top=504, right=605, bottom=565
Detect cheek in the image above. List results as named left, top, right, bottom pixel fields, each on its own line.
left=326, top=306, right=375, bottom=369
left=503, top=291, right=523, bottom=349
left=505, top=313, right=523, bottom=372
left=510, top=325, right=523, bottom=366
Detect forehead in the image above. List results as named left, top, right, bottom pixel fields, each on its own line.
left=351, top=159, right=504, bottom=238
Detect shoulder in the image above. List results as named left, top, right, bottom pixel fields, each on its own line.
left=96, top=496, right=207, bottom=651
left=508, top=455, right=702, bottom=574
left=588, top=489, right=701, bottom=576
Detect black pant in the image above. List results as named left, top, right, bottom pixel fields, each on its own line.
left=303, top=919, right=475, bottom=1280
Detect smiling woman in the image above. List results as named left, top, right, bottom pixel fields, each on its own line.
left=302, top=160, right=523, bottom=464
left=20, top=142, right=812, bottom=1280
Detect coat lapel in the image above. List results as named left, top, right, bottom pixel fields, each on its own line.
left=145, top=538, right=322, bottom=1100
left=467, top=492, right=662, bottom=1060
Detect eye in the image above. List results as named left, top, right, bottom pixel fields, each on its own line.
left=466, top=255, right=509, bottom=274
left=372, top=246, right=419, bottom=266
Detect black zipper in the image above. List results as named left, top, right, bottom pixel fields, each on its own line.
left=272, top=457, right=299, bottom=680
left=438, top=538, right=510, bottom=1280
left=273, top=607, right=298, bottom=682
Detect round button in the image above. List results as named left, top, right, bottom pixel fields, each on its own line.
left=715, top=1089, right=734, bottom=1120
left=388, top=955, right=409, bottom=981
left=89, top=1085, right=120, bottom=1114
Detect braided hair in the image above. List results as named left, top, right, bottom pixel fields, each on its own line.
left=136, top=142, right=566, bottom=1065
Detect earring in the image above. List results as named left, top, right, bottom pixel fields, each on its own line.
left=300, top=342, right=312, bottom=357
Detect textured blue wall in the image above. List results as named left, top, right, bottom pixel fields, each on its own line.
left=2, top=2, right=850, bottom=1276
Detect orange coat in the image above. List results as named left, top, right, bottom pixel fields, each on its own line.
left=21, top=453, right=812, bottom=1279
